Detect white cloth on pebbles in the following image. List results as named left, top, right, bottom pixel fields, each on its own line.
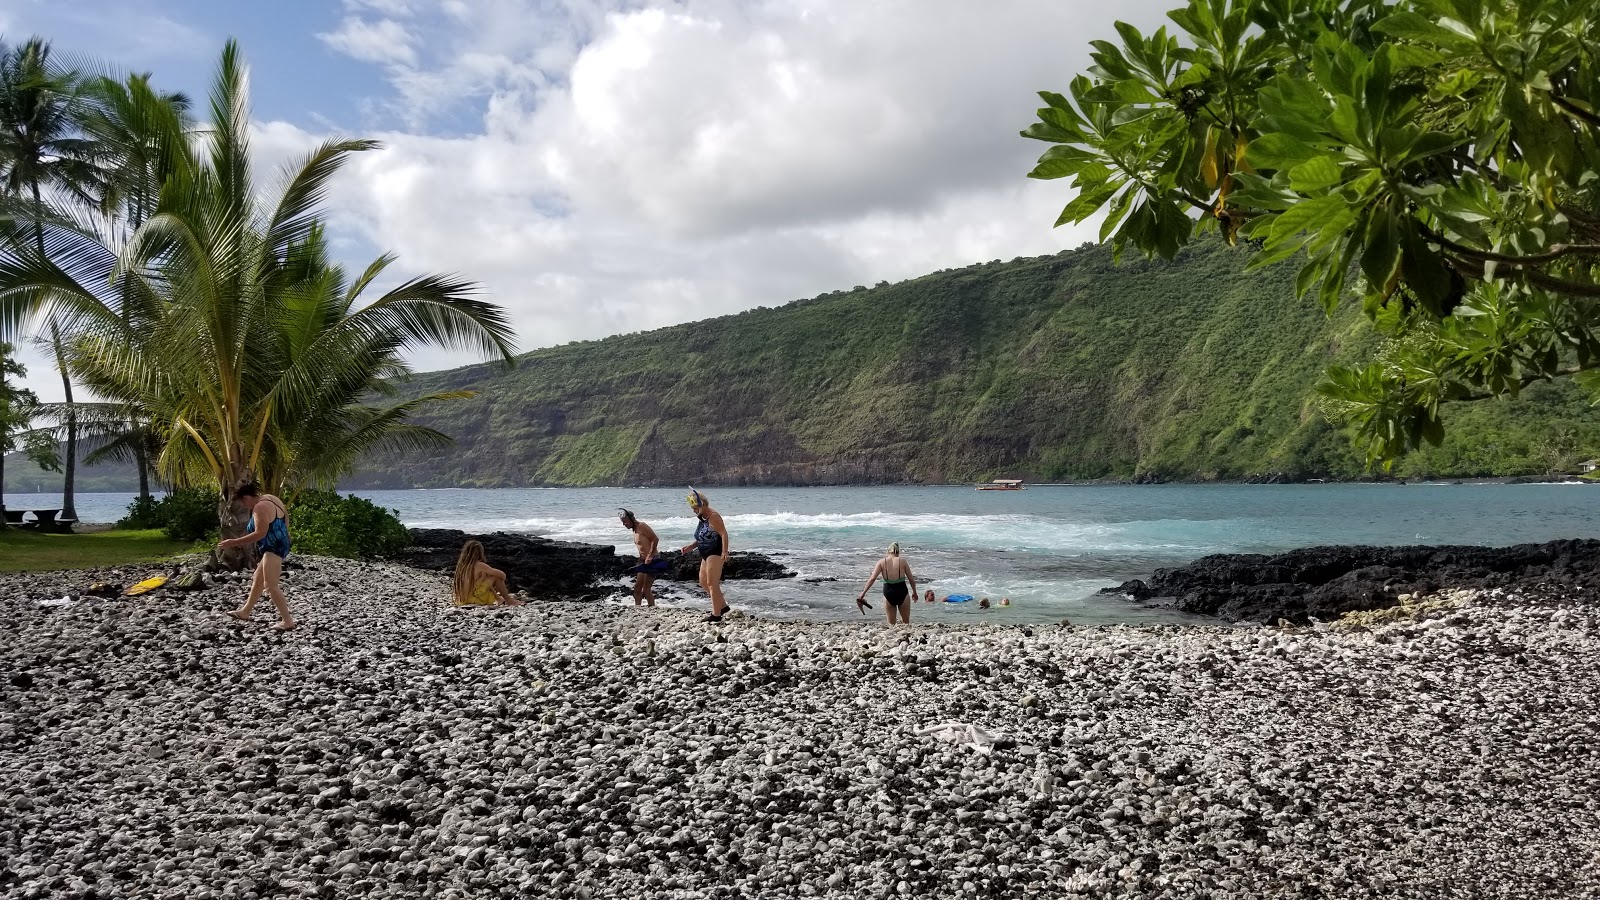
left=913, top=722, right=1007, bottom=755
left=2, top=556, right=1599, bottom=899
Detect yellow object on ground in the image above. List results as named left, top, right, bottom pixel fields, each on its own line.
left=124, top=575, right=169, bottom=596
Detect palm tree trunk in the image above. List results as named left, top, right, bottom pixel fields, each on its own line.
left=135, top=432, right=150, bottom=501
left=50, top=322, right=77, bottom=522
left=0, top=437, right=7, bottom=526
left=215, top=466, right=256, bottom=571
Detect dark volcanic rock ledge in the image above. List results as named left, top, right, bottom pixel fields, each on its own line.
left=1102, top=538, right=1600, bottom=624
left=397, top=528, right=793, bottom=601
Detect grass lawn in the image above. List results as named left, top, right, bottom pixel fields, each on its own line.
left=0, top=527, right=193, bottom=573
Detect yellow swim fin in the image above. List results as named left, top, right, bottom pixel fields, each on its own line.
left=124, top=575, right=169, bottom=597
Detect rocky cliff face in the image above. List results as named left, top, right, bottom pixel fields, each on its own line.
left=349, top=239, right=1600, bottom=489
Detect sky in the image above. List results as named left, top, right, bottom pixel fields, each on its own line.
left=2, top=0, right=1177, bottom=401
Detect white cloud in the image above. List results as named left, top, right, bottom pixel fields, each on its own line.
left=318, top=16, right=419, bottom=67
left=300, top=0, right=1176, bottom=371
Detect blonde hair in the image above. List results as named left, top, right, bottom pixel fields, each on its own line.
left=453, top=540, right=487, bottom=604
left=887, top=542, right=900, bottom=555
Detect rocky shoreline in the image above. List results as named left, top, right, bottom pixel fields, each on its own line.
left=3, top=557, right=1598, bottom=898
left=395, top=528, right=794, bottom=602
left=1102, top=538, right=1600, bottom=625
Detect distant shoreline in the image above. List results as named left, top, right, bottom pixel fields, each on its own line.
left=5, top=474, right=1598, bottom=496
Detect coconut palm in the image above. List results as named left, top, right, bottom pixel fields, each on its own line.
left=0, top=40, right=516, bottom=540
left=74, top=70, right=192, bottom=500
left=0, top=36, right=98, bottom=521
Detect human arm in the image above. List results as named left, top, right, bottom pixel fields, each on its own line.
left=711, top=512, right=729, bottom=559
left=905, top=563, right=918, bottom=599
left=218, top=500, right=274, bottom=550
left=858, top=561, right=883, bottom=600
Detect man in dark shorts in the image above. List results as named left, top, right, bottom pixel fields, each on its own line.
left=856, top=542, right=919, bottom=625
left=620, top=508, right=666, bottom=606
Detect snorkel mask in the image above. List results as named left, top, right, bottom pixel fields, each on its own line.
left=686, top=487, right=705, bottom=511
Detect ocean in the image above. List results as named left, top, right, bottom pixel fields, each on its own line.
left=15, top=482, right=1599, bottom=625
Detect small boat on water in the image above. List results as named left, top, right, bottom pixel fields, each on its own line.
left=976, top=479, right=1025, bottom=491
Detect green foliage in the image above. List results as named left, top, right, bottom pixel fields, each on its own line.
left=353, top=239, right=1600, bottom=487
left=150, top=487, right=221, bottom=542
left=1025, top=0, right=1600, bottom=464
left=116, top=494, right=163, bottom=530
left=288, top=491, right=409, bottom=559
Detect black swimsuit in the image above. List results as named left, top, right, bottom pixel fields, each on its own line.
left=883, top=581, right=910, bottom=605
left=695, top=517, right=723, bottom=557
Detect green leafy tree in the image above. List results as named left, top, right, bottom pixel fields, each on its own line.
left=1023, top=0, right=1600, bottom=464
left=0, top=40, right=516, bottom=544
left=0, top=340, right=60, bottom=521
left=0, top=37, right=97, bottom=518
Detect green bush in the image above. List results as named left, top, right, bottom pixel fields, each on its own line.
left=117, top=495, right=165, bottom=530
left=290, top=491, right=410, bottom=559
left=116, top=489, right=220, bottom=540
left=158, top=488, right=222, bottom=542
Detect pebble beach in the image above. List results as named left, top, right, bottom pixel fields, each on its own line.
left=3, top=557, right=1598, bottom=899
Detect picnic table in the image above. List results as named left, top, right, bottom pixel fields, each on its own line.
left=22, top=509, right=76, bottom=533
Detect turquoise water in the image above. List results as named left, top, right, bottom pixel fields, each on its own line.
left=22, top=483, right=1599, bottom=625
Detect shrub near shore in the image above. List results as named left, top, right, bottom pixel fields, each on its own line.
left=118, top=490, right=410, bottom=558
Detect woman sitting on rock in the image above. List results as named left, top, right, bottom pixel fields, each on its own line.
left=452, top=540, right=524, bottom=607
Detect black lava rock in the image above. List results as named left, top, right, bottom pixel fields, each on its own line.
left=398, top=528, right=794, bottom=601
left=1099, top=538, right=1600, bottom=624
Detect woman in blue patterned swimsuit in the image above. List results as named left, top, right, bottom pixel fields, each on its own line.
left=679, top=488, right=731, bottom=622
left=220, top=482, right=296, bottom=631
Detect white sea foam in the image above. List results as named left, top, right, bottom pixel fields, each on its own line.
left=412, top=510, right=1237, bottom=557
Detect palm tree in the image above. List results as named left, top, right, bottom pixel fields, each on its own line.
left=0, top=40, right=515, bottom=543
left=0, top=37, right=98, bottom=522
left=75, top=70, right=192, bottom=501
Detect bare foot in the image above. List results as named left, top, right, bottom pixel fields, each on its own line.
left=226, top=610, right=252, bottom=623
left=271, top=621, right=297, bottom=632
left=500, top=598, right=526, bottom=606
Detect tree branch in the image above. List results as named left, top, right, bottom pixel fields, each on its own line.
left=1551, top=92, right=1600, bottom=130
left=1522, top=268, right=1600, bottom=298
left=1441, top=249, right=1600, bottom=297
left=1432, top=233, right=1600, bottom=266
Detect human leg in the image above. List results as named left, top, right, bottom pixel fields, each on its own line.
left=229, top=563, right=267, bottom=621
left=703, top=555, right=727, bottom=617
left=260, top=552, right=295, bottom=630
left=487, top=570, right=522, bottom=605
left=632, top=575, right=644, bottom=605
left=640, top=575, right=656, bottom=606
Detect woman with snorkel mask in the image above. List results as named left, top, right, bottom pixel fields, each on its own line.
left=679, top=487, right=731, bottom=622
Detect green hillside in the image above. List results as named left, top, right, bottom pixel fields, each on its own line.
left=343, top=239, right=1600, bottom=488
